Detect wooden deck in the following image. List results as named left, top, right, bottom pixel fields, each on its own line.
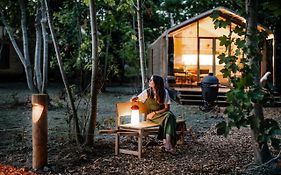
left=173, top=86, right=230, bottom=93
left=168, top=84, right=228, bottom=106
left=170, top=85, right=281, bottom=107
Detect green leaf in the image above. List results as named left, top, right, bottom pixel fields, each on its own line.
left=264, top=118, right=279, bottom=128
left=270, top=129, right=281, bottom=135
left=235, top=38, right=246, bottom=48
left=211, top=10, right=220, bottom=20
left=83, top=0, right=90, bottom=6
left=257, top=134, right=266, bottom=143
left=270, top=138, right=280, bottom=149
left=248, top=115, right=260, bottom=129
left=220, top=68, right=230, bottom=77
left=216, top=121, right=228, bottom=136
left=219, top=35, right=229, bottom=46
left=233, top=25, right=245, bottom=36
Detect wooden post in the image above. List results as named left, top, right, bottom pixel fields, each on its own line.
left=32, top=94, right=48, bottom=169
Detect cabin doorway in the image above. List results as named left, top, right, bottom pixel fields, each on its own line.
left=198, top=38, right=214, bottom=81
left=173, top=37, right=228, bottom=86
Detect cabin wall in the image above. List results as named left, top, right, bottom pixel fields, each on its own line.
left=147, top=37, right=167, bottom=78
left=260, top=40, right=267, bottom=77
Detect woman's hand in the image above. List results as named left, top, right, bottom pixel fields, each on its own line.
left=146, top=112, right=156, bottom=120
left=130, top=96, right=138, bottom=102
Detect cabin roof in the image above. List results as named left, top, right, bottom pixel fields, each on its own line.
left=149, top=6, right=273, bottom=47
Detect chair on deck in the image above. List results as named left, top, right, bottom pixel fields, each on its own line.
left=115, top=101, right=159, bottom=158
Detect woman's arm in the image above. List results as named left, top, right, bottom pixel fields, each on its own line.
left=155, top=104, right=169, bottom=114
left=130, top=89, right=148, bottom=102
left=147, top=104, right=170, bottom=120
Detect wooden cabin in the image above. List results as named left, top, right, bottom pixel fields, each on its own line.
left=147, top=7, right=275, bottom=88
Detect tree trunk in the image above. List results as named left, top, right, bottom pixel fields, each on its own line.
left=102, top=29, right=111, bottom=90
left=251, top=103, right=272, bottom=164
left=85, top=0, right=98, bottom=146
left=34, top=8, right=43, bottom=91
left=1, top=19, right=33, bottom=92
left=246, top=0, right=272, bottom=164
left=19, top=0, right=36, bottom=93
left=137, top=0, right=146, bottom=90
left=44, top=0, right=82, bottom=144
left=41, top=0, right=49, bottom=93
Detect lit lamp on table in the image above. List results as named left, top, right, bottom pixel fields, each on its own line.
left=131, top=104, right=140, bottom=125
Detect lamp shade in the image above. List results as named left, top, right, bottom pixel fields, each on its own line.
left=131, top=105, right=140, bottom=125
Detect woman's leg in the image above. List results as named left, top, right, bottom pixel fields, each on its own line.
left=165, top=134, right=174, bottom=150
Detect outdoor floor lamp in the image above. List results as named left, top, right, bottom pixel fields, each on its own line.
left=32, top=94, right=48, bottom=170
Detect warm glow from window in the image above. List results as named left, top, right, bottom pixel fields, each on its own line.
left=32, top=104, right=44, bottom=123
left=182, top=54, right=213, bottom=66
left=199, top=55, right=213, bottom=65
left=182, top=54, right=197, bottom=65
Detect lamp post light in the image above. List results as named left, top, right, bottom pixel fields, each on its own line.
left=32, top=94, right=48, bottom=170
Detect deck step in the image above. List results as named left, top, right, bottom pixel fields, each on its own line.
left=179, top=99, right=228, bottom=106
left=174, top=88, right=281, bottom=107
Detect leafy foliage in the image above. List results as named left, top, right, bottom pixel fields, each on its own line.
left=212, top=11, right=281, bottom=149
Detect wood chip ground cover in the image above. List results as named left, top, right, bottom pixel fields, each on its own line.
left=0, top=83, right=280, bottom=174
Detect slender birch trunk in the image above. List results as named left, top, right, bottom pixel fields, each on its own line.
left=137, top=0, right=146, bottom=90
left=44, top=0, right=82, bottom=143
left=85, top=0, right=98, bottom=146
left=41, top=1, right=49, bottom=93
left=34, top=8, right=43, bottom=91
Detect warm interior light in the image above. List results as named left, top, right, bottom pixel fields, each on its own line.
left=131, top=105, right=140, bottom=125
left=182, top=54, right=197, bottom=65
left=182, top=54, right=213, bottom=66
left=199, top=54, right=213, bottom=66
left=32, top=104, right=44, bottom=123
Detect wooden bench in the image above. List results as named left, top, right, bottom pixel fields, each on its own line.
left=99, top=101, right=187, bottom=158
left=176, top=119, right=186, bottom=145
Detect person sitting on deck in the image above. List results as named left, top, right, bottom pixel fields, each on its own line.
left=131, top=75, right=177, bottom=154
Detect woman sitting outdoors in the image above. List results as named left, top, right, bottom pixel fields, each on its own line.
left=131, top=75, right=177, bottom=154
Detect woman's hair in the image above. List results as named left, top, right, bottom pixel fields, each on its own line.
left=148, top=75, right=165, bottom=104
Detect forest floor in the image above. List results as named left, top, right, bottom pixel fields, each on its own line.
left=0, top=82, right=281, bottom=175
